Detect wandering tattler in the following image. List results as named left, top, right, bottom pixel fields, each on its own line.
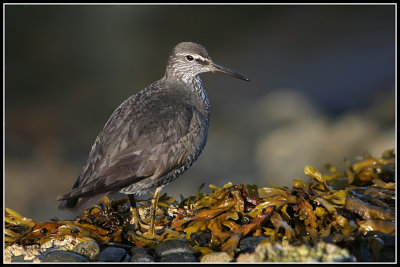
left=57, top=41, right=249, bottom=237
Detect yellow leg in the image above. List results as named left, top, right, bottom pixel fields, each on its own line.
left=128, top=194, right=140, bottom=229
left=148, top=186, right=162, bottom=238
left=128, top=187, right=164, bottom=239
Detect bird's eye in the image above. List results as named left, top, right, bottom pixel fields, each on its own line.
left=186, top=55, right=194, bottom=61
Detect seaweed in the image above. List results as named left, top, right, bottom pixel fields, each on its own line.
left=5, top=149, right=395, bottom=262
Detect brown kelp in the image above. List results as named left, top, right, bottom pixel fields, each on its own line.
left=5, top=149, right=395, bottom=262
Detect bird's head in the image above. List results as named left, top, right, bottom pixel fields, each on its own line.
left=165, top=42, right=249, bottom=82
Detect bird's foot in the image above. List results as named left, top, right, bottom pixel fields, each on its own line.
left=134, top=212, right=165, bottom=240
left=127, top=187, right=165, bottom=240
left=129, top=206, right=148, bottom=230
left=128, top=206, right=164, bottom=240
left=139, top=227, right=164, bottom=241
left=139, top=186, right=164, bottom=240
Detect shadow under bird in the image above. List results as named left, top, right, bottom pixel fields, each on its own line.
left=57, top=41, right=249, bottom=237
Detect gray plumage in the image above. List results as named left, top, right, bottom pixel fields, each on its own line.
left=57, top=42, right=249, bottom=212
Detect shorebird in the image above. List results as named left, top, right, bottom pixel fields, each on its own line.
left=57, top=41, right=249, bottom=238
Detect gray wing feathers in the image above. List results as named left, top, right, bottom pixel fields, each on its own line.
left=57, top=89, right=205, bottom=204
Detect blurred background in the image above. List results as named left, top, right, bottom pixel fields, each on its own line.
left=5, top=4, right=395, bottom=221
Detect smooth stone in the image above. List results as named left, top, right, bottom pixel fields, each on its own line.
left=239, top=236, right=267, bottom=252
left=200, top=252, right=233, bottom=262
left=122, top=253, right=131, bottom=262
left=41, top=250, right=89, bottom=262
left=159, top=253, right=198, bottom=262
left=366, top=231, right=395, bottom=247
left=73, top=240, right=100, bottom=261
left=11, top=255, right=33, bottom=262
left=381, top=248, right=395, bottom=262
left=130, top=254, right=155, bottom=262
left=98, top=247, right=127, bottom=262
left=155, top=239, right=195, bottom=258
left=198, top=232, right=212, bottom=246
left=130, top=246, right=155, bottom=262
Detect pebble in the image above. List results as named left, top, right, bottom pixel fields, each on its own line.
left=5, top=244, right=41, bottom=262
left=239, top=236, right=267, bottom=253
left=159, top=253, right=198, bottom=262
left=41, top=250, right=89, bottom=262
left=130, top=246, right=155, bottom=262
left=198, top=232, right=212, bottom=246
left=73, top=240, right=100, bottom=261
left=122, top=253, right=131, bottom=262
left=98, top=247, right=127, bottom=262
left=236, top=241, right=356, bottom=262
left=190, top=232, right=212, bottom=246
left=369, top=237, right=384, bottom=262
left=200, top=252, right=233, bottom=262
left=381, top=248, right=395, bottom=262
left=10, top=255, right=32, bottom=262
left=155, top=239, right=195, bottom=258
left=366, top=231, right=394, bottom=247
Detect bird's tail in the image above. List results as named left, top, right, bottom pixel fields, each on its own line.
left=57, top=173, right=107, bottom=212
left=57, top=194, right=105, bottom=213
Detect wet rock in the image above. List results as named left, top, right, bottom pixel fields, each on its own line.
left=381, top=248, right=395, bottom=262
left=159, top=253, right=198, bottom=262
left=236, top=241, right=355, bottom=262
left=73, top=240, right=100, bottom=261
left=190, top=232, right=211, bottom=247
left=98, top=247, right=127, bottom=262
left=130, top=246, right=155, bottom=262
left=374, top=232, right=395, bottom=261
left=378, top=165, right=395, bottom=182
left=122, top=253, right=131, bottom=262
left=200, top=252, right=233, bottom=262
left=369, top=237, right=384, bottom=262
left=155, top=239, right=195, bottom=258
left=321, top=243, right=355, bottom=262
left=198, top=232, right=212, bottom=246
left=348, top=236, right=373, bottom=262
left=10, top=255, right=33, bottom=262
left=5, top=244, right=41, bottom=262
left=41, top=250, right=89, bottom=262
left=40, top=235, right=77, bottom=251
left=239, top=236, right=267, bottom=253
left=190, top=232, right=201, bottom=243
left=365, top=231, right=395, bottom=247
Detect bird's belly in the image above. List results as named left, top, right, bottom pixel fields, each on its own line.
left=117, top=160, right=192, bottom=195
left=118, top=140, right=207, bottom=195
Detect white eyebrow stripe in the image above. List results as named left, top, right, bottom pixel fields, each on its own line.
left=176, top=53, right=208, bottom=62
left=194, top=55, right=207, bottom=61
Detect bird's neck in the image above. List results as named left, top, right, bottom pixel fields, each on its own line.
left=185, top=75, right=210, bottom=119
left=163, top=74, right=210, bottom=115
left=187, top=75, right=209, bottom=105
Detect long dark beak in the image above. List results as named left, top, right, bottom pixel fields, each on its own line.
left=211, top=62, right=250, bottom=81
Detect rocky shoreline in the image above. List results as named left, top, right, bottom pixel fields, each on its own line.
left=5, top=150, right=395, bottom=262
